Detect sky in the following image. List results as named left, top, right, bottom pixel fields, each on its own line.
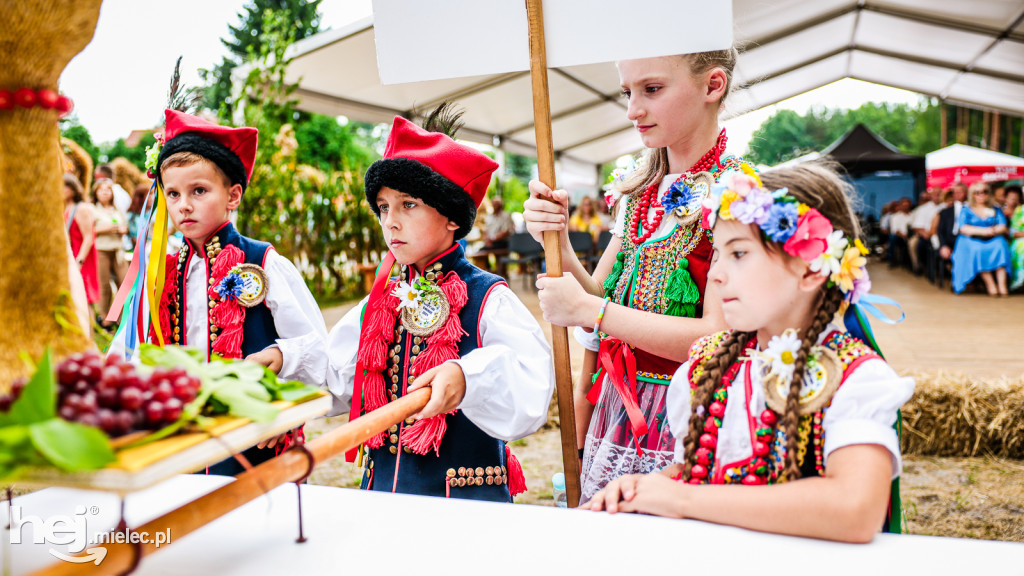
left=61, top=0, right=921, bottom=156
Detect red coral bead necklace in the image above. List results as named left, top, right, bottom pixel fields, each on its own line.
left=628, top=129, right=728, bottom=245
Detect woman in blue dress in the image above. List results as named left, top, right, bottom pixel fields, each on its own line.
left=951, top=182, right=1011, bottom=296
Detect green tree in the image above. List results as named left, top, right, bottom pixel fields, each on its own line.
left=101, top=133, right=156, bottom=170
left=505, top=152, right=536, bottom=182
left=233, top=10, right=383, bottom=299
left=60, top=119, right=100, bottom=167
left=295, top=115, right=375, bottom=173
left=200, top=0, right=322, bottom=119
left=746, top=100, right=941, bottom=166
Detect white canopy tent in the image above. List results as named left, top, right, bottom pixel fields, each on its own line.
left=927, top=143, right=1024, bottom=170
left=283, top=0, right=1024, bottom=178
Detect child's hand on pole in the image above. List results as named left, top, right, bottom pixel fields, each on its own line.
left=523, top=179, right=569, bottom=244
left=407, top=361, right=467, bottom=420
left=246, top=346, right=284, bottom=374
left=536, top=273, right=598, bottom=327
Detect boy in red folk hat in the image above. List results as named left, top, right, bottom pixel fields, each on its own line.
left=327, top=105, right=553, bottom=501
left=151, top=110, right=328, bottom=475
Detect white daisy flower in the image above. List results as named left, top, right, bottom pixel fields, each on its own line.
left=764, top=329, right=802, bottom=381
left=809, top=230, right=848, bottom=276
left=393, top=281, right=421, bottom=311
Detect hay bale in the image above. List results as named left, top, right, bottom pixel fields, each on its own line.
left=900, top=371, right=1024, bottom=459
left=61, top=137, right=93, bottom=193
left=109, top=157, right=144, bottom=195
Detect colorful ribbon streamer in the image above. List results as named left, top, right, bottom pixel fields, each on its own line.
left=105, top=181, right=168, bottom=358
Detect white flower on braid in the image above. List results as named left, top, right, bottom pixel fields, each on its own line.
left=809, top=230, right=848, bottom=277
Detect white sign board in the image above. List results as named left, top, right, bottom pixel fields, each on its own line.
left=373, top=0, right=733, bottom=84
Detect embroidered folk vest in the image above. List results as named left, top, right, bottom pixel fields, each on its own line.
left=359, top=244, right=518, bottom=501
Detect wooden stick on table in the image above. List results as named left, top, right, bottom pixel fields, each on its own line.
left=525, top=0, right=582, bottom=509
left=29, top=388, right=431, bottom=576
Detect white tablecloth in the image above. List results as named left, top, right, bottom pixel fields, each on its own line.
left=3, top=475, right=1022, bottom=575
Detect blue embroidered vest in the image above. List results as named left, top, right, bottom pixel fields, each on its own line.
left=166, top=222, right=279, bottom=358
left=166, top=222, right=282, bottom=476
left=361, top=244, right=512, bottom=501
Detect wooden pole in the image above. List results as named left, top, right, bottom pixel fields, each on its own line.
left=940, top=102, right=948, bottom=148
left=29, top=389, right=431, bottom=576
left=982, top=110, right=990, bottom=150
left=991, top=111, right=1001, bottom=152
left=524, top=0, right=581, bottom=509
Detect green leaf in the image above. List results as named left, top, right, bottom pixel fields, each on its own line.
left=211, top=383, right=279, bottom=423
left=276, top=385, right=321, bottom=404
left=0, top=349, right=56, bottom=427
left=203, top=358, right=266, bottom=382
left=140, top=344, right=204, bottom=372
left=29, top=419, right=115, bottom=472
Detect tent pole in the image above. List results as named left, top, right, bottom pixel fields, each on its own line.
left=991, top=112, right=1000, bottom=152
left=940, top=102, right=948, bottom=148
left=982, top=110, right=990, bottom=150
left=525, top=0, right=582, bottom=509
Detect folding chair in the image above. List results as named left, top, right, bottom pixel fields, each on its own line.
left=588, top=230, right=613, bottom=270
left=568, top=231, right=594, bottom=272
left=499, top=233, right=544, bottom=289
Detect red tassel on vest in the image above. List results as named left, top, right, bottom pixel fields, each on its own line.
left=506, top=445, right=527, bottom=496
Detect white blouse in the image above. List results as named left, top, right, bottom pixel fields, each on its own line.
left=182, top=248, right=328, bottom=387
left=666, top=325, right=915, bottom=479
left=327, top=281, right=554, bottom=442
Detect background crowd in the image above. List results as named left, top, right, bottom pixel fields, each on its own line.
left=462, top=192, right=615, bottom=276
left=62, top=162, right=174, bottom=330
left=878, top=181, right=1023, bottom=296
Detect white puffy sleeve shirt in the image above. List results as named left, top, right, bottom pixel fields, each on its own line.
left=666, top=329, right=915, bottom=479
left=327, top=284, right=554, bottom=441
left=183, top=249, right=328, bottom=387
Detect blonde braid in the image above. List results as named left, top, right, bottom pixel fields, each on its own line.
left=778, top=288, right=845, bottom=482
left=682, top=331, right=754, bottom=481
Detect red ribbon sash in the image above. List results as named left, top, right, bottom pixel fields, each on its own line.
left=597, top=337, right=649, bottom=455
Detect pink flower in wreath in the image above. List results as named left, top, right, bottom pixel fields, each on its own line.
left=783, top=208, right=833, bottom=262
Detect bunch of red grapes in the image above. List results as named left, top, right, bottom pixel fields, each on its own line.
left=55, top=351, right=201, bottom=438
left=0, top=377, right=26, bottom=412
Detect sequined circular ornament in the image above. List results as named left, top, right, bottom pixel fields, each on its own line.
left=762, top=347, right=841, bottom=415
left=400, top=286, right=450, bottom=336
left=232, top=263, right=269, bottom=308
left=663, top=171, right=715, bottom=220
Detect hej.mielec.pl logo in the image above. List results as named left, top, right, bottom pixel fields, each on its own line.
left=9, top=505, right=171, bottom=565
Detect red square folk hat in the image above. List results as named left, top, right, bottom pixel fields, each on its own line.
left=157, top=110, right=258, bottom=191
left=364, top=114, right=498, bottom=239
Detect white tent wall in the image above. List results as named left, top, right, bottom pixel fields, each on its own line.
left=927, top=144, right=1024, bottom=170
left=283, top=1, right=1024, bottom=175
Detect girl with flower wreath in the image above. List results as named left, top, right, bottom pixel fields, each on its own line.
left=527, top=52, right=744, bottom=501
left=589, top=163, right=914, bottom=543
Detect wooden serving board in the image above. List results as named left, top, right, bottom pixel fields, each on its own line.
left=14, top=392, right=332, bottom=493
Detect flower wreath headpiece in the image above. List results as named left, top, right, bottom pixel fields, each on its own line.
left=701, top=167, right=870, bottom=304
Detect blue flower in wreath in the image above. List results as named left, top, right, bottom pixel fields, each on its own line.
left=216, top=272, right=245, bottom=302
left=763, top=202, right=799, bottom=243
left=661, top=180, right=698, bottom=216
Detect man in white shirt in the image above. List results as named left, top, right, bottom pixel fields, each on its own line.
left=887, top=198, right=913, bottom=268
left=908, top=188, right=942, bottom=276
left=483, top=197, right=515, bottom=249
